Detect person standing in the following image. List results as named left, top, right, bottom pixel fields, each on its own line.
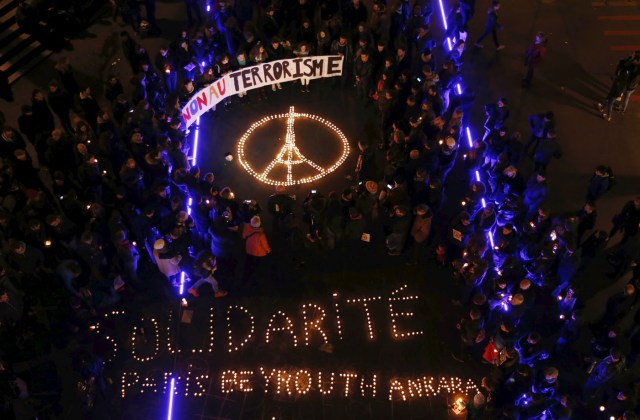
left=525, top=111, right=554, bottom=154
left=522, top=32, right=548, bottom=87
left=474, top=1, right=505, bottom=51
left=584, top=348, right=626, bottom=399
left=354, top=49, right=374, bottom=100
left=609, top=197, right=640, bottom=246
left=55, top=57, right=80, bottom=97
left=241, top=216, right=271, bottom=291
left=523, top=171, right=548, bottom=219
left=355, top=140, right=375, bottom=182
left=152, top=239, right=182, bottom=282
left=407, top=204, right=432, bottom=265
left=31, top=89, right=55, bottom=138
left=143, top=0, right=161, bottom=35
left=184, top=0, right=203, bottom=28
left=615, top=50, right=640, bottom=114
left=267, top=186, right=296, bottom=233
left=331, top=34, right=354, bottom=87
left=532, top=130, right=562, bottom=172
left=155, top=46, right=177, bottom=95
left=293, top=42, right=312, bottom=92
left=0, top=69, right=13, bottom=102
left=483, top=97, right=509, bottom=139
left=79, top=87, right=101, bottom=132
left=585, top=165, right=613, bottom=203
left=113, top=230, right=140, bottom=287
left=598, top=52, right=639, bottom=121
left=47, top=81, right=73, bottom=133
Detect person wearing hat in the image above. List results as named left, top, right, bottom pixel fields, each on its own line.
left=152, top=238, right=182, bottom=280
left=407, top=204, right=432, bottom=265
left=241, top=216, right=271, bottom=289
left=343, top=206, right=366, bottom=241
left=356, top=180, right=379, bottom=222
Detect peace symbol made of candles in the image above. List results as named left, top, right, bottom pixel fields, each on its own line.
left=237, top=107, right=350, bottom=186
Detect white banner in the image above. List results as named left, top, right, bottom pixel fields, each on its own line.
left=181, top=55, right=344, bottom=128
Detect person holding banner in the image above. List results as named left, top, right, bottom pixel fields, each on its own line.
left=331, top=34, right=354, bottom=87
left=268, top=37, right=285, bottom=91
left=293, top=42, right=312, bottom=92
left=235, top=51, right=250, bottom=101
left=250, top=43, right=270, bottom=100
left=218, top=54, right=234, bottom=110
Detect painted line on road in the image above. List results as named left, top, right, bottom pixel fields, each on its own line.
left=609, top=45, right=640, bottom=50
left=604, top=30, right=640, bottom=35
left=593, top=1, right=640, bottom=6
left=597, top=15, right=640, bottom=20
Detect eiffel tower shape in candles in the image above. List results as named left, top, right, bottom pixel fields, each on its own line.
left=259, top=106, right=325, bottom=185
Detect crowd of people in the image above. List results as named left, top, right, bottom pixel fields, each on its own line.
left=0, top=0, right=639, bottom=418
left=15, top=0, right=101, bottom=51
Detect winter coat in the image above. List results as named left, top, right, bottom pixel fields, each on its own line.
left=524, top=43, right=546, bottom=68
left=153, top=249, right=182, bottom=278
left=242, top=224, right=271, bottom=257
left=410, top=213, right=432, bottom=243
left=533, top=138, right=562, bottom=164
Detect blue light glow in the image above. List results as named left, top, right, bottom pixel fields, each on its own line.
left=475, top=170, right=481, bottom=182
left=488, top=231, right=495, bottom=248
left=481, top=198, right=487, bottom=208
left=178, top=117, right=200, bottom=296
left=167, top=377, right=176, bottom=420
left=191, top=117, right=200, bottom=166
left=437, top=0, right=449, bottom=30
